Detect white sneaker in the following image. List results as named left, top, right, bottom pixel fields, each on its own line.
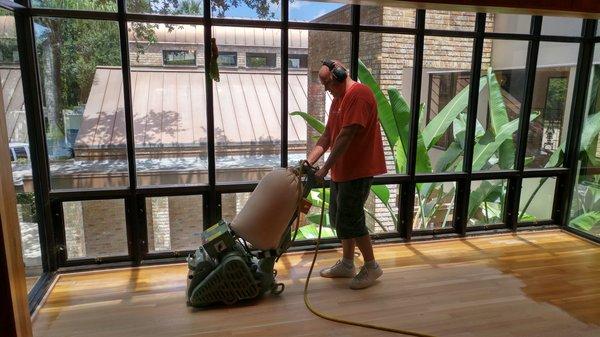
left=320, top=260, right=356, bottom=278
left=349, top=264, right=383, bottom=290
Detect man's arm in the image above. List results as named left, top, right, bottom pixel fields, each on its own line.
left=307, top=126, right=331, bottom=165
left=316, top=124, right=361, bottom=179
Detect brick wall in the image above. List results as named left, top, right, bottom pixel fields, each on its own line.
left=81, top=199, right=128, bottom=258
left=168, top=195, right=203, bottom=251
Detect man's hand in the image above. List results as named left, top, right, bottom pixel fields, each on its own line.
left=315, top=167, right=329, bottom=185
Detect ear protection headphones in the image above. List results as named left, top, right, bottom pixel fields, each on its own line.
left=322, top=59, right=347, bottom=82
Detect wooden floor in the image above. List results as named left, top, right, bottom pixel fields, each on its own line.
left=33, top=230, right=600, bottom=337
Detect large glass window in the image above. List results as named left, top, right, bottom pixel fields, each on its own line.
left=287, top=29, right=349, bottom=175
left=129, top=23, right=208, bottom=187
left=468, top=179, right=507, bottom=227
left=214, top=26, right=281, bottom=182
left=413, top=181, right=456, bottom=230
left=541, top=16, right=583, bottom=37
left=63, top=199, right=128, bottom=260
left=32, top=0, right=117, bottom=11
left=1, top=11, right=42, bottom=293
left=290, top=0, right=348, bottom=24
left=34, top=18, right=128, bottom=190
left=486, top=13, right=531, bottom=34
left=425, top=10, right=476, bottom=31
left=360, top=5, right=415, bottom=28
left=568, top=49, right=600, bottom=237
left=473, top=39, right=529, bottom=171
left=145, top=195, right=204, bottom=252
left=519, top=177, right=556, bottom=222
left=526, top=42, right=579, bottom=169
left=419, top=36, right=474, bottom=173
left=127, top=0, right=203, bottom=15
left=211, top=0, right=280, bottom=20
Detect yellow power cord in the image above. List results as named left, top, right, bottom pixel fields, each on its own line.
left=301, top=185, right=436, bottom=337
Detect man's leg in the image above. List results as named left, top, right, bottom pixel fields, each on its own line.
left=349, top=178, right=383, bottom=289
left=342, top=238, right=356, bottom=260
left=320, top=181, right=356, bottom=278
left=354, top=234, right=374, bottom=262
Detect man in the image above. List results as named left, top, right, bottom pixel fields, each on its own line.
left=307, top=60, right=387, bottom=290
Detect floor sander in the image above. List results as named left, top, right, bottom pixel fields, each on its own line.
left=186, top=161, right=317, bottom=307
left=185, top=161, right=434, bottom=337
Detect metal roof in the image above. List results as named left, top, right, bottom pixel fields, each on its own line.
left=129, top=24, right=308, bottom=49
left=75, top=67, right=309, bottom=154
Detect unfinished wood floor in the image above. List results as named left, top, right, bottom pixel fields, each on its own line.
left=33, top=230, right=600, bottom=337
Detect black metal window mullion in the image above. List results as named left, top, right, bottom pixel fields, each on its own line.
left=281, top=0, right=288, bottom=168
left=504, top=16, right=542, bottom=230
left=350, top=5, right=360, bottom=81
left=557, top=19, right=598, bottom=227
left=117, top=0, right=142, bottom=265
left=203, top=3, right=218, bottom=227
left=400, top=9, right=425, bottom=240
left=455, top=12, right=486, bottom=236
left=14, top=7, right=57, bottom=272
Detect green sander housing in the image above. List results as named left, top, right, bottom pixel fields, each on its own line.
left=186, top=162, right=317, bottom=308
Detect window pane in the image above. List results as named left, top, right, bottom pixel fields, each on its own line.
left=468, top=179, right=507, bottom=227
left=474, top=39, right=529, bottom=171
left=1, top=11, right=43, bottom=293
left=568, top=49, right=600, bottom=237
left=128, top=23, right=208, bottom=186
left=519, top=177, right=556, bottom=222
left=290, top=0, right=348, bottom=24
left=34, top=18, right=128, bottom=190
left=485, top=13, right=531, bottom=34
left=541, top=16, right=583, bottom=37
left=32, top=0, right=117, bottom=11
left=246, top=53, right=276, bottom=68
left=288, top=54, right=307, bottom=69
left=526, top=42, right=579, bottom=169
left=413, top=182, right=456, bottom=230
left=214, top=26, right=281, bottom=182
left=163, top=50, right=196, bottom=66
left=211, top=0, right=280, bottom=20
left=127, top=0, right=203, bottom=16
left=63, top=199, right=128, bottom=259
left=287, top=29, right=349, bottom=171
left=146, top=195, right=204, bottom=253
left=368, top=184, right=399, bottom=234
left=218, top=52, right=237, bottom=67
left=221, top=192, right=252, bottom=222
left=419, top=36, right=474, bottom=173
left=295, top=188, right=337, bottom=240
left=360, top=6, right=415, bottom=28
left=425, top=10, right=476, bottom=31
left=359, top=32, right=414, bottom=175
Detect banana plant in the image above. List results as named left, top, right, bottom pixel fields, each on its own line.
left=290, top=111, right=398, bottom=234
left=293, top=59, right=591, bottom=231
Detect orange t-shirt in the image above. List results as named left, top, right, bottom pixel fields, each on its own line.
left=326, top=83, right=387, bottom=182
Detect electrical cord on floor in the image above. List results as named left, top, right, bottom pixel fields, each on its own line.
left=301, top=185, right=436, bottom=337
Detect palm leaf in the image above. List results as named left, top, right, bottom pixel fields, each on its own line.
left=358, top=60, right=398, bottom=150
left=290, top=111, right=324, bottom=134
left=487, top=68, right=516, bottom=169
left=569, top=211, right=600, bottom=231
left=422, top=77, right=487, bottom=149
left=472, top=113, right=538, bottom=170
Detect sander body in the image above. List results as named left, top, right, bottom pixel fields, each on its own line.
left=186, top=162, right=317, bottom=307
